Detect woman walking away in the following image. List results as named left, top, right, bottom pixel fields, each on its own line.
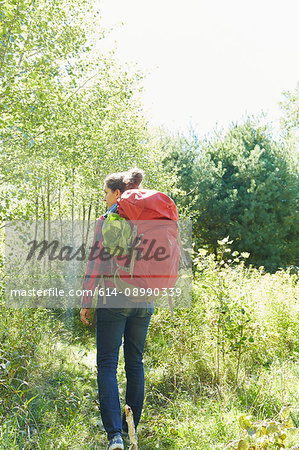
left=80, top=168, right=153, bottom=450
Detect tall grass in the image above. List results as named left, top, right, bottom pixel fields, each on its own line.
left=142, top=249, right=299, bottom=448
left=0, top=248, right=298, bottom=448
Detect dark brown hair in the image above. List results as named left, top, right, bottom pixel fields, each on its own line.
left=105, top=167, right=144, bottom=193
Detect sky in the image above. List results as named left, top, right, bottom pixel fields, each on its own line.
left=97, top=0, right=298, bottom=137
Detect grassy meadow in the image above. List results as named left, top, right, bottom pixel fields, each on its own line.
left=1, top=248, right=298, bottom=449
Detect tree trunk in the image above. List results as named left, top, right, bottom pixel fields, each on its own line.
left=82, top=202, right=85, bottom=246
left=71, top=168, right=75, bottom=245
left=47, top=178, right=51, bottom=281
left=85, top=201, right=92, bottom=245
left=34, top=194, right=39, bottom=241
left=41, top=190, right=46, bottom=273
left=95, top=195, right=100, bottom=221
left=47, top=178, right=51, bottom=243
left=58, top=184, right=63, bottom=243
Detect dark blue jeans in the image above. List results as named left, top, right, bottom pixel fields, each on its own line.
left=96, top=300, right=153, bottom=440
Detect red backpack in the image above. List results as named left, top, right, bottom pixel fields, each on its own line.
left=111, top=189, right=181, bottom=304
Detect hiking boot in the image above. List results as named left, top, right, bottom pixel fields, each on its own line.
left=106, top=433, right=124, bottom=450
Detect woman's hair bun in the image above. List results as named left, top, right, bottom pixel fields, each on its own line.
left=123, top=167, right=144, bottom=190
left=104, top=167, right=144, bottom=193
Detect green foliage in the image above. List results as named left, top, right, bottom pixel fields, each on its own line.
left=162, top=120, right=299, bottom=271
left=225, top=408, right=299, bottom=449
left=0, top=256, right=299, bottom=448
left=147, top=247, right=299, bottom=393
left=279, top=83, right=299, bottom=144
left=0, top=0, right=174, bottom=226
left=142, top=254, right=299, bottom=448
left=161, top=131, right=199, bottom=203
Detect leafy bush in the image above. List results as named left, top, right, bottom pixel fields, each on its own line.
left=146, top=243, right=298, bottom=393
left=225, top=407, right=299, bottom=449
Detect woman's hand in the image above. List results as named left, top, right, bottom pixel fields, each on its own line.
left=80, top=308, right=91, bottom=325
